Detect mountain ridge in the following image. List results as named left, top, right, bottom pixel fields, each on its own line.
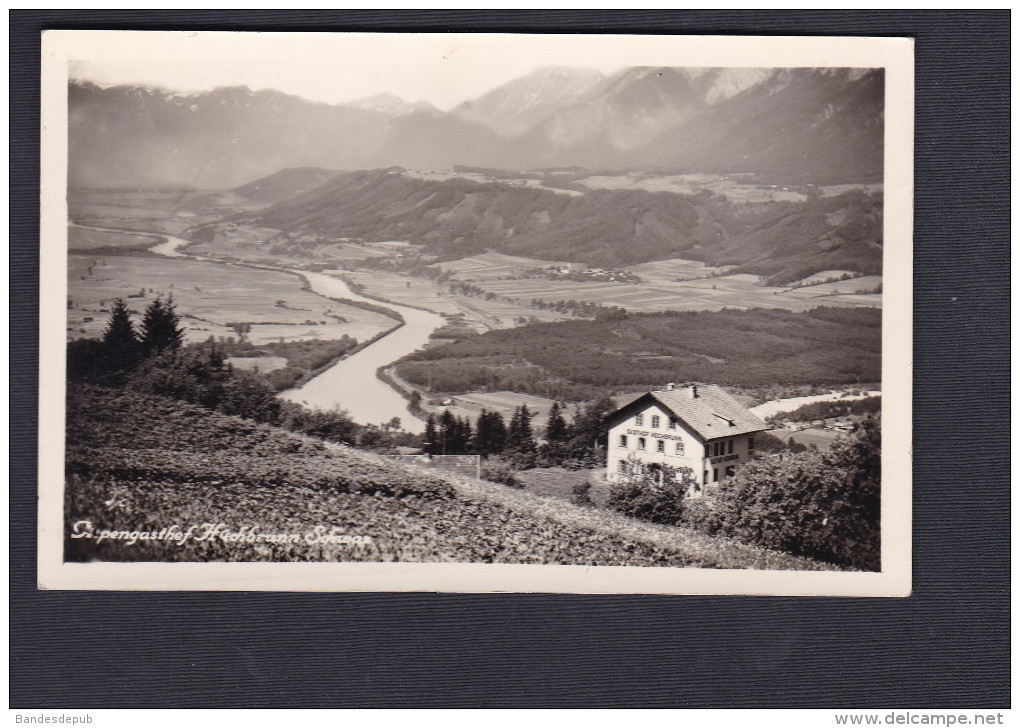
left=235, top=167, right=882, bottom=281
left=68, top=66, right=884, bottom=188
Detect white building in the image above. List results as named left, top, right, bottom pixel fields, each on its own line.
left=605, top=383, right=769, bottom=496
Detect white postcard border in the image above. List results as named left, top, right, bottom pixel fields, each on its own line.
left=38, top=31, right=914, bottom=596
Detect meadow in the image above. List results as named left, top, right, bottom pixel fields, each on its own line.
left=69, top=188, right=248, bottom=236
left=68, top=225, right=162, bottom=253
left=342, top=268, right=571, bottom=331
left=67, top=251, right=395, bottom=345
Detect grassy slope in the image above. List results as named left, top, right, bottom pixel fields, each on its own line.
left=65, top=386, right=833, bottom=570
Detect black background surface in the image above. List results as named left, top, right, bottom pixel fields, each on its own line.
left=10, top=11, right=1010, bottom=708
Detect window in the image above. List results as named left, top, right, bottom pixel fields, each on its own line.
left=713, top=468, right=719, bottom=482
left=675, top=441, right=684, bottom=456
left=748, top=437, right=755, bottom=450
left=725, top=465, right=735, bottom=478
left=619, top=460, right=629, bottom=473
left=668, top=417, right=677, bottom=430
left=728, top=439, right=734, bottom=454
left=651, top=415, right=660, bottom=429
left=638, top=437, right=646, bottom=450
left=656, top=440, right=665, bottom=453
left=619, top=434, right=628, bottom=448
left=634, top=413, right=644, bottom=426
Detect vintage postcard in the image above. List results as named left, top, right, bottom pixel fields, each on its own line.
left=39, top=31, right=913, bottom=594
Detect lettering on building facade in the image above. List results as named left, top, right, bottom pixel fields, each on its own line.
left=626, top=428, right=685, bottom=442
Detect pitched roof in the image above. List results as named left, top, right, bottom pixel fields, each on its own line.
left=611, top=385, right=768, bottom=441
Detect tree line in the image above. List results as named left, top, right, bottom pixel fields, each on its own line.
left=422, top=398, right=617, bottom=469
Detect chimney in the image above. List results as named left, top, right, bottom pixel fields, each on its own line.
left=666, top=382, right=675, bottom=391
left=691, top=383, right=699, bottom=398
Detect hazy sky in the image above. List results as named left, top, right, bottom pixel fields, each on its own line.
left=60, top=31, right=900, bottom=111
left=66, top=32, right=633, bottom=111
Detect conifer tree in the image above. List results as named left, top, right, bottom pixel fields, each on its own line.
left=423, top=414, right=438, bottom=456
left=438, top=409, right=456, bottom=455
left=566, top=396, right=616, bottom=458
left=545, top=401, right=568, bottom=443
left=457, top=416, right=474, bottom=454
left=140, top=294, right=184, bottom=355
left=474, top=409, right=507, bottom=456
left=506, top=404, right=536, bottom=453
left=101, top=297, right=141, bottom=369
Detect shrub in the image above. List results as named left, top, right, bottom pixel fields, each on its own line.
left=680, top=496, right=722, bottom=534
left=709, top=417, right=880, bottom=570
left=481, top=459, right=522, bottom=488
left=571, top=480, right=593, bottom=506
left=607, top=466, right=695, bottom=526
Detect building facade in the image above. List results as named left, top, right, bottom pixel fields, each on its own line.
left=605, top=383, right=769, bottom=496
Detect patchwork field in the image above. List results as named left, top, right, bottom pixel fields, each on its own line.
left=576, top=173, right=808, bottom=203
left=788, top=270, right=860, bottom=287
left=68, top=225, right=163, bottom=252
left=436, top=252, right=565, bottom=280
left=69, top=189, right=245, bottom=236
left=624, top=258, right=736, bottom=283
left=342, top=270, right=463, bottom=315
left=185, top=222, right=400, bottom=265
left=437, top=253, right=881, bottom=314
left=576, top=174, right=882, bottom=205
left=785, top=276, right=883, bottom=296
left=342, top=268, right=572, bottom=331
left=67, top=253, right=395, bottom=345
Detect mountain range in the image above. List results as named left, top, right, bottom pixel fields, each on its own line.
left=68, top=66, right=884, bottom=189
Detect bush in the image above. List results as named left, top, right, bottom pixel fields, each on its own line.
left=607, top=466, right=695, bottom=526
left=709, top=417, right=881, bottom=570
left=481, top=459, right=522, bottom=488
left=680, top=496, right=722, bottom=534
left=125, top=348, right=282, bottom=425
left=571, top=480, right=593, bottom=506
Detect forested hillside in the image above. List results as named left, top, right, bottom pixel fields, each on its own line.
left=395, top=307, right=881, bottom=400
left=247, top=169, right=882, bottom=280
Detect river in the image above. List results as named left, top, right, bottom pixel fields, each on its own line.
left=74, top=222, right=444, bottom=432
left=749, top=390, right=881, bottom=420
left=277, top=272, right=445, bottom=433
left=83, top=222, right=872, bottom=433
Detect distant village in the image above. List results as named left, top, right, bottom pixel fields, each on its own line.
left=523, top=263, right=642, bottom=284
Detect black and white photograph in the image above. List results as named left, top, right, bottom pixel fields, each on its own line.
left=38, top=31, right=913, bottom=594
